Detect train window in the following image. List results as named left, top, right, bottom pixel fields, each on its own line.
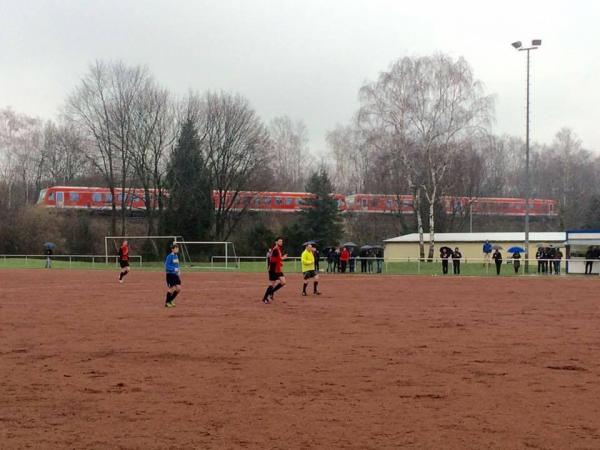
left=386, top=199, right=392, bottom=209
left=92, top=193, right=101, bottom=202
left=361, top=199, right=368, bottom=207
left=285, top=197, right=294, bottom=206
left=48, top=192, right=55, bottom=201
left=105, top=193, right=112, bottom=202
left=69, top=192, right=79, bottom=201
left=298, top=198, right=305, bottom=205
left=263, top=196, right=272, bottom=205
left=403, top=199, right=413, bottom=206
left=275, top=197, right=283, bottom=205
left=371, top=198, right=379, bottom=207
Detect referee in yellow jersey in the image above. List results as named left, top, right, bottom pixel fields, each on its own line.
left=301, top=243, right=321, bottom=296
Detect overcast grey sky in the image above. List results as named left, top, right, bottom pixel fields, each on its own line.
left=1, top=0, right=599, bottom=154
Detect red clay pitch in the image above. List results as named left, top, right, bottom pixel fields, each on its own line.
left=1, top=269, right=600, bottom=449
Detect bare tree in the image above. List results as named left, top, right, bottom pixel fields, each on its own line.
left=41, top=120, right=88, bottom=185
left=129, top=80, right=176, bottom=237
left=197, top=92, right=270, bottom=240
left=268, top=116, right=312, bottom=191
left=358, top=54, right=493, bottom=258
left=66, top=60, right=150, bottom=234
left=0, top=108, right=44, bottom=207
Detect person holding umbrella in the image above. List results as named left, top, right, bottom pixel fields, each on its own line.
left=452, top=247, right=462, bottom=275
left=508, top=246, right=525, bottom=274
left=493, top=246, right=503, bottom=275
left=43, top=242, right=55, bottom=269
left=440, top=246, right=452, bottom=275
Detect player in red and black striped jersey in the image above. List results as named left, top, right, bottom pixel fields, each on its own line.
left=118, top=240, right=130, bottom=283
left=262, top=237, right=287, bottom=304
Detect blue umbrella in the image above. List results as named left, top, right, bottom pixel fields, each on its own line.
left=508, top=246, right=525, bottom=253
left=43, top=242, right=56, bottom=249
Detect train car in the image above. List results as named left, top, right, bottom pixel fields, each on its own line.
left=37, top=186, right=155, bottom=210
left=38, top=186, right=558, bottom=217
left=346, top=193, right=415, bottom=214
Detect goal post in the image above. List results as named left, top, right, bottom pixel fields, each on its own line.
left=172, top=240, right=239, bottom=270
left=104, top=235, right=182, bottom=265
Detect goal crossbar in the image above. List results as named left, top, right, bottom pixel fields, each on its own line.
left=173, top=240, right=237, bottom=270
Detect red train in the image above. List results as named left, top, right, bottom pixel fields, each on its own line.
left=37, top=186, right=558, bottom=217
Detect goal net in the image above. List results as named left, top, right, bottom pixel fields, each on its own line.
left=172, top=240, right=239, bottom=270
left=104, top=235, right=182, bottom=265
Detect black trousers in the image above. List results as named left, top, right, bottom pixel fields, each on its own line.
left=495, top=261, right=502, bottom=275
left=340, top=261, right=347, bottom=273
left=585, top=261, right=593, bottom=274
left=453, top=260, right=460, bottom=274
left=442, top=260, right=449, bottom=274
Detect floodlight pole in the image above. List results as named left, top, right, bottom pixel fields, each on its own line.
left=514, top=40, right=541, bottom=273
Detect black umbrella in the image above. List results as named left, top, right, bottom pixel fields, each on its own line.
left=342, top=242, right=358, bottom=248
left=302, top=240, right=317, bottom=246
left=360, top=245, right=373, bottom=251
left=439, top=246, right=453, bottom=255
left=371, top=245, right=384, bottom=250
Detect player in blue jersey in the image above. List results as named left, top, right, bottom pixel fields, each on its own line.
left=164, top=243, right=182, bottom=308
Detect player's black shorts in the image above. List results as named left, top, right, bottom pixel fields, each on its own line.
left=166, top=273, right=181, bottom=287
left=303, top=270, right=317, bottom=280
left=269, top=271, right=284, bottom=281
left=119, top=260, right=129, bottom=268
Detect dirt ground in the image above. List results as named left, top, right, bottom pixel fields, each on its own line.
left=1, top=269, right=600, bottom=450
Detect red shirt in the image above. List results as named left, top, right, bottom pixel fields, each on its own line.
left=119, top=244, right=129, bottom=261
left=269, top=245, right=283, bottom=273
left=340, top=248, right=350, bottom=261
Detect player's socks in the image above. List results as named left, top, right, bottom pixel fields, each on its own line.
left=263, top=286, right=273, bottom=301
left=272, top=284, right=284, bottom=293
left=313, top=281, right=319, bottom=294
left=165, top=292, right=173, bottom=304
left=171, top=291, right=179, bottom=301
left=119, top=271, right=124, bottom=280
left=303, top=282, right=307, bottom=294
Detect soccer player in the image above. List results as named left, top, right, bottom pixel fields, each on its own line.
left=301, top=243, right=321, bottom=296
left=262, top=237, right=287, bottom=304
left=118, top=240, right=130, bottom=283
left=164, top=243, right=182, bottom=308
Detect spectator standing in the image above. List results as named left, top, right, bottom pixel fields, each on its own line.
left=585, top=247, right=594, bottom=275
left=483, top=240, right=492, bottom=267
left=326, top=249, right=334, bottom=273
left=536, top=247, right=544, bottom=274
left=545, top=247, right=556, bottom=275
left=333, top=248, right=340, bottom=273
left=376, top=248, right=384, bottom=274
left=452, top=247, right=462, bottom=275
left=44, top=246, right=53, bottom=269
left=512, top=251, right=521, bottom=274
left=493, top=249, right=503, bottom=275
left=313, top=247, right=320, bottom=272
left=440, top=247, right=451, bottom=274
left=340, top=247, right=350, bottom=273
left=554, top=248, right=563, bottom=275
left=349, top=249, right=355, bottom=273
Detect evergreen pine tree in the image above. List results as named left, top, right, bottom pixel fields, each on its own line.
left=288, top=168, right=343, bottom=251
left=164, top=119, right=213, bottom=239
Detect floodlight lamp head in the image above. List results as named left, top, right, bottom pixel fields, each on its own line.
left=532, top=39, right=542, bottom=46
left=512, top=41, right=522, bottom=49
